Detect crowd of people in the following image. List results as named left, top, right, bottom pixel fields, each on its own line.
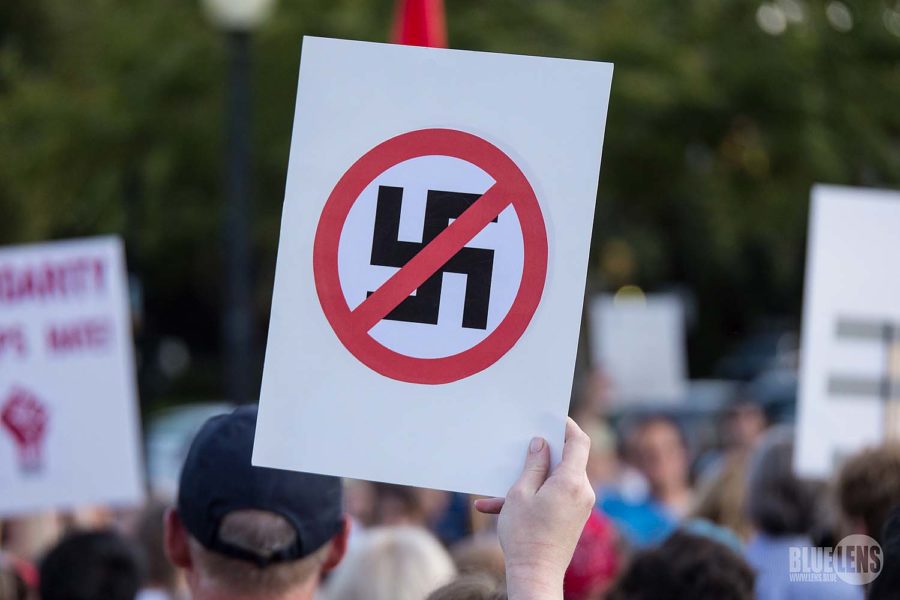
left=2, top=372, right=900, bottom=599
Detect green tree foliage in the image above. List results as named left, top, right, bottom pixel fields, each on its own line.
left=1, top=0, right=898, bottom=401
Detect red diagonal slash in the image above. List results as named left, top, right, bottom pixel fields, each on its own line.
left=351, top=183, right=510, bottom=332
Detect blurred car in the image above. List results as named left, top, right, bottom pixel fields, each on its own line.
left=714, top=329, right=798, bottom=382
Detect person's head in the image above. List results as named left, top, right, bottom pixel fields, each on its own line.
left=325, top=526, right=455, bottom=600
left=164, top=406, right=349, bottom=600
left=605, top=530, right=754, bottom=600
left=371, top=483, right=449, bottom=529
left=836, top=444, right=900, bottom=542
left=579, top=415, right=618, bottom=489
left=450, top=532, right=505, bottom=581
left=343, top=479, right=377, bottom=527
left=569, top=368, right=614, bottom=421
left=427, top=573, right=507, bottom=600
left=721, top=398, right=767, bottom=452
left=868, top=504, right=900, bottom=600
left=744, top=426, right=815, bottom=537
left=39, top=530, right=144, bottom=600
left=625, top=414, right=690, bottom=496
left=134, top=500, right=180, bottom=593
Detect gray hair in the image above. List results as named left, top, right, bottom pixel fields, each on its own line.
left=190, top=510, right=328, bottom=596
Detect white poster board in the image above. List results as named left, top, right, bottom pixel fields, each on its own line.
left=589, top=293, right=687, bottom=406
left=795, top=185, right=900, bottom=477
left=0, top=237, right=144, bottom=515
left=253, top=37, right=613, bottom=496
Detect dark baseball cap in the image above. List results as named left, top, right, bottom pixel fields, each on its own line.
left=177, top=406, right=343, bottom=566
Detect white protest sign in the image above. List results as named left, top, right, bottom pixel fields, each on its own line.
left=588, top=293, right=687, bottom=406
left=253, top=37, right=613, bottom=496
left=795, top=185, right=900, bottom=477
left=0, top=237, right=144, bottom=516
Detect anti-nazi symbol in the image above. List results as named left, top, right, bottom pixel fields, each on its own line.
left=313, top=128, right=548, bottom=384
left=369, top=186, right=497, bottom=330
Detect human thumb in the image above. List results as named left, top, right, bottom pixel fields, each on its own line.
left=513, top=436, right=551, bottom=495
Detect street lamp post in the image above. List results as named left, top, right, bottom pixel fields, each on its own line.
left=202, top=0, right=276, bottom=404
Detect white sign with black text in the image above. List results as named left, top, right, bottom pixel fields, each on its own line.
left=795, top=185, right=900, bottom=477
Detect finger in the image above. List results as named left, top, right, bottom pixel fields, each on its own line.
left=558, top=417, right=591, bottom=474
left=510, top=436, right=551, bottom=496
left=474, top=497, right=505, bottom=514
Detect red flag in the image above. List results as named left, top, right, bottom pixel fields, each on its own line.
left=392, top=0, right=447, bottom=48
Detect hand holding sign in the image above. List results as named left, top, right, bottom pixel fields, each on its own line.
left=475, top=419, right=595, bottom=600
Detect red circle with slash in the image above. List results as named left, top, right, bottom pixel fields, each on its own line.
left=313, top=128, right=548, bottom=385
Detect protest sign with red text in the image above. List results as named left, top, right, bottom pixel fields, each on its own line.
left=0, top=237, right=143, bottom=515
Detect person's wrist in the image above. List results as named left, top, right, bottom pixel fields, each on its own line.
left=505, top=558, right=566, bottom=600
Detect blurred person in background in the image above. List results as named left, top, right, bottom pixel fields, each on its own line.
left=0, top=549, right=35, bottom=600
left=62, top=506, right=116, bottom=531
left=324, top=526, right=455, bottom=600
left=370, top=483, right=470, bottom=546
left=570, top=369, right=622, bottom=493
left=721, top=399, right=768, bottom=456
left=133, top=501, right=185, bottom=600
left=1, top=513, right=63, bottom=564
left=562, top=508, right=620, bottom=600
left=579, top=413, right=619, bottom=493
left=867, top=504, right=900, bottom=600
left=570, top=369, right=647, bottom=497
left=163, top=406, right=349, bottom=600
left=691, top=452, right=752, bottom=541
left=39, top=530, right=144, bottom=600
left=450, top=531, right=505, bottom=581
left=605, top=530, right=754, bottom=600
left=371, top=483, right=434, bottom=527
left=598, top=414, right=693, bottom=546
left=570, top=369, right=615, bottom=421
left=836, top=444, right=900, bottom=545
left=427, top=573, right=506, bottom=600
left=743, top=427, right=859, bottom=600
left=696, top=396, right=768, bottom=484
left=343, top=479, right=377, bottom=529
left=431, top=492, right=472, bottom=546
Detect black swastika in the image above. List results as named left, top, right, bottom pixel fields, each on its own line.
left=368, top=185, right=497, bottom=329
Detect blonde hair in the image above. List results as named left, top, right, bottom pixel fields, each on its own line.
left=691, top=454, right=751, bottom=540
left=190, top=509, right=330, bottom=596
left=428, top=573, right=507, bottom=600
left=326, top=526, right=455, bottom=600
